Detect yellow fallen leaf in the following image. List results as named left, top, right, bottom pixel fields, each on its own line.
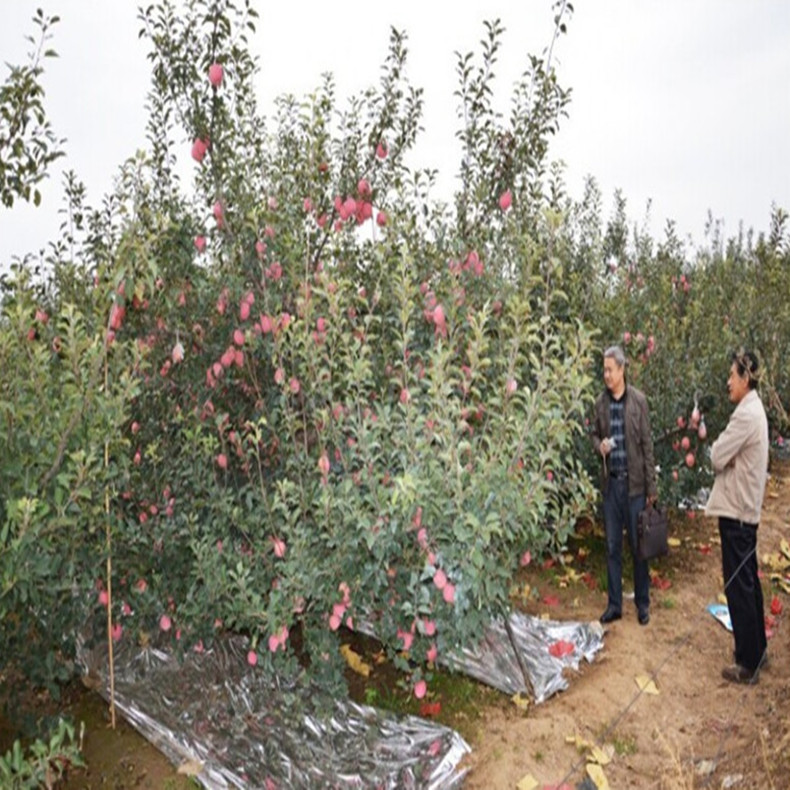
left=589, top=744, right=613, bottom=766
left=340, top=644, right=371, bottom=677
left=717, top=593, right=728, bottom=604
left=177, top=759, right=204, bottom=776
left=565, top=734, right=593, bottom=751
left=635, top=675, right=659, bottom=695
left=511, top=583, right=532, bottom=602
left=780, top=539, right=790, bottom=560
left=763, top=553, right=787, bottom=571
left=586, top=762, right=611, bottom=789
left=667, top=537, right=681, bottom=548
left=516, top=774, right=539, bottom=790
left=511, top=692, right=530, bottom=711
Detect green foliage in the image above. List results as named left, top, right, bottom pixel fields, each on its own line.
left=0, top=718, right=84, bottom=789
left=0, top=10, right=64, bottom=208
left=561, top=188, right=790, bottom=501
left=0, top=0, right=787, bottom=704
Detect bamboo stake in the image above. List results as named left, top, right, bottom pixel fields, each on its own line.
left=104, top=353, right=116, bottom=729
left=504, top=614, right=535, bottom=701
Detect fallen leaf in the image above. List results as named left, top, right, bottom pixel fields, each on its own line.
left=543, top=594, right=560, bottom=606
left=780, top=539, right=790, bottom=561
left=511, top=692, right=530, bottom=711
left=177, top=759, right=204, bottom=776
left=635, top=675, right=659, bottom=695
left=770, top=596, right=784, bottom=616
left=698, top=544, right=712, bottom=555
left=565, top=734, right=593, bottom=751
left=549, top=640, right=575, bottom=658
left=667, top=537, right=681, bottom=548
left=340, top=644, right=371, bottom=677
left=586, top=761, right=611, bottom=789
left=589, top=745, right=614, bottom=766
left=718, top=593, right=728, bottom=604
left=763, top=553, right=787, bottom=571
left=419, top=701, right=442, bottom=717
left=516, top=774, right=539, bottom=790
left=696, top=759, right=717, bottom=777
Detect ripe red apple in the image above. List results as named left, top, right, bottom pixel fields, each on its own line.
left=208, top=62, right=223, bottom=87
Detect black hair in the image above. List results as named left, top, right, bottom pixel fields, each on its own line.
left=731, top=348, right=760, bottom=389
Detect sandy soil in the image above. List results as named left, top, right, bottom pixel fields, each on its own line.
left=462, top=459, right=790, bottom=790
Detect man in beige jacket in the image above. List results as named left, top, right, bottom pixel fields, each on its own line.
left=705, top=349, right=769, bottom=684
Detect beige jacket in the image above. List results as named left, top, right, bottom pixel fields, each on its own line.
left=705, top=390, right=769, bottom=525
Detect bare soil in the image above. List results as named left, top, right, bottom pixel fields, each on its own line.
left=3, top=461, right=789, bottom=790
left=463, top=458, right=790, bottom=789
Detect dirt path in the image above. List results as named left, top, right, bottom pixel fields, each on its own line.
left=462, top=460, right=790, bottom=789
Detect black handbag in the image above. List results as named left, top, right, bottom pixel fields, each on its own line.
left=637, top=502, right=669, bottom=561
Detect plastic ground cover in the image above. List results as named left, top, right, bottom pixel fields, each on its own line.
left=358, top=610, right=604, bottom=704
left=78, top=635, right=470, bottom=789
left=78, top=609, right=603, bottom=787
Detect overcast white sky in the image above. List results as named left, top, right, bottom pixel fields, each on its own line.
left=1, top=1, right=789, bottom=268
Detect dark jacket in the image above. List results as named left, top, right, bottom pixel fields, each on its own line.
left=592, top=384, right=657, bottom=499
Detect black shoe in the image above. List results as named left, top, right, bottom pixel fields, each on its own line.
left=721, top=664, right=758, bottom=684
left=600, top=607, right=622, bottom=624
left=638, top=609, right=650, bottom=626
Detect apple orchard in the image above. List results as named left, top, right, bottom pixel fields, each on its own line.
left=0, top=1, right=788, bottom=702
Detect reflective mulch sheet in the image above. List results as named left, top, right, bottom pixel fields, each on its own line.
left=78, top=636, right=470, bottom=789
left=440, top=611, right=605, bottom=703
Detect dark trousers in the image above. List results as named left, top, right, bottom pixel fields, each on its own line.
left=719, top=517, right=767, bottom=673
left=603, top=478, right=649, bottom=612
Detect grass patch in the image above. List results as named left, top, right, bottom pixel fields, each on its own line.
left=612, top=733, right=638, bottom=756
left=343, top=630, right=506, bottom=744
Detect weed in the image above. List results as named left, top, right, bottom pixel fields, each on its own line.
left=612, top=733, right=638, bottom=757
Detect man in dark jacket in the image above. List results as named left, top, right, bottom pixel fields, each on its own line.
left=592, top=345, right=658, bottom=625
